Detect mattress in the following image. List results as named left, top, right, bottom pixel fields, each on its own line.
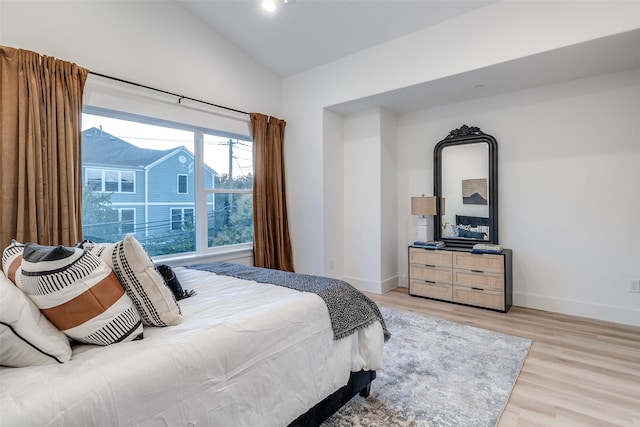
left=0, top=267, right=384, bottom=426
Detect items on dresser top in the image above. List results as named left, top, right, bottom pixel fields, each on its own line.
left=408, top=246, right=512, bottom=312
left=472, top=243, right=503, bottom=254
left=413, top=241, right=445, bottom=249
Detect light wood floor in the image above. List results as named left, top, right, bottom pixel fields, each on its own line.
left=366, top=287, right=640, bottom=427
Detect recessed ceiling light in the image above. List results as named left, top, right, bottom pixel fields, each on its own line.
left=262, top=0, right=276, bottom=12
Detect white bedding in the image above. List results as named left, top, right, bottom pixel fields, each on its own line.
left=0, top=267, right=384, bottom=427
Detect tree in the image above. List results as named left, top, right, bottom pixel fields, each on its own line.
left=82, top=186, right=118, bottom=242
left=210, top=173, right=254, bottom=246
left=144, top=226, right=196, bottom=256
left=210, top=193, right=253, bottom=246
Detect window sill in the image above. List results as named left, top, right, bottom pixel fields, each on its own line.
left=152, top=244, right=253, bottom=267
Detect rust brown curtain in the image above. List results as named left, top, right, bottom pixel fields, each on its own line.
left=250, top=113, right=294, bottom=271
left=0, top=46, right=88, bottom=249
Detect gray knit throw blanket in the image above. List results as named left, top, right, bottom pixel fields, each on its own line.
left=186, top=262, right=390, bottom=342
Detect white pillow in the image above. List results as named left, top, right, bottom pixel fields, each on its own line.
left=82, top=236, right=182, bottom=327
left=19, top=244, right=144, bottom=346
left=0, top=270, right=72, bottom=367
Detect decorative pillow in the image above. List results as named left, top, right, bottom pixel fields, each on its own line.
left=458, top=228, right=487, bottom=239
left=2, top=240, right=25, bottom=284
left=81, top=236, right=182, bottom=327
left=19, top=244, right=144, bottom=346
left=442, top=223, right=458, bottom=238
left=0, top=271, right=72, bottom=367
left=156, top=264, right=196, bottom=301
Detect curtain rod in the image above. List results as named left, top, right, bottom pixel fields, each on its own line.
left=88, top=71, right=250, bottom=116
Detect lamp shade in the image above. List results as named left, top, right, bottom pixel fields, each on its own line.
left=411, top=196, right=437, bottom=216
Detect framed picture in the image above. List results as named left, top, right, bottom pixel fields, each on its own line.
left=462, top=178, right=487, bottom=205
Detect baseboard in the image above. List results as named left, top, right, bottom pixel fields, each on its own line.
left=343, top=276, right=398, bottom=295
left=513, top=291, right=640, bottom=327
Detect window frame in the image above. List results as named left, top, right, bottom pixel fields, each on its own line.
left=118, top=208, right=136, bottom=234
left=82, top=105, right=254, bottom=258
left=85, top=168, right=136, bottom=194
left=177, top=174, right=188, bottom=194
left=170, top=207, right=195, bottom=231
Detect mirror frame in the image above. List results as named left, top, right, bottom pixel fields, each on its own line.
left=434, top=125, right=498, bottom=248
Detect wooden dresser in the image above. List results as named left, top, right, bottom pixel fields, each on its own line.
left=408, top=246, right=512, bottom=312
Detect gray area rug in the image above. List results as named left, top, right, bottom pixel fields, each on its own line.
left=323, top=307, right=531, bottom=427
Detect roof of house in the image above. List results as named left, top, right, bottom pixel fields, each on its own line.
left=82, top=127, right=180, bottom=168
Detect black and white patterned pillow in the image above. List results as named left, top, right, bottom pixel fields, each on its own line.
left=80, top=236, right=182, bottom=327
left=19, top=243, right=144, bottom=346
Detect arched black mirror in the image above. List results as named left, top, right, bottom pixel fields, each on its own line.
left=434, top=125, right=498, bottom=248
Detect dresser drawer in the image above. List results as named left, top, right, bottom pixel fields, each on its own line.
left=409, top=248, right=452, bottom=268
left=453, top=286, right=505, bottom=311
left=410, top=280, right=453, bottom=301
left=410, top=264, right=452, bottom=284
left=453, top=269, right=504, bottom=291
left=453, top=252, right=504, bottom=274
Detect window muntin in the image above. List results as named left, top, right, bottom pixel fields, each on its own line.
left=81, top=110, right=252, bottom=257
left=85, top=168, right=135, bottom=193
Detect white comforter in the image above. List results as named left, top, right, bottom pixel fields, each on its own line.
left=0, top=267, right=384, bottom=427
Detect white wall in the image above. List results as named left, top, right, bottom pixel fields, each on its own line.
left=0, top=1, right=281, bottom=117
left=396, top=68, right=640, bottom=326
left=343, top=110, right=382, bottom=291
left=322, top=109, right=345, bottom=276
left=339, top=108, right=398, bottom=294
left=1, top=0, right=282, bottom=267
left=3, top=1, right=638, bottom=325
left=380, top=109, right=398, bottom=292
left=283, top=0, right=640, bottom=276
left=282, top=2, right=640, bottom=325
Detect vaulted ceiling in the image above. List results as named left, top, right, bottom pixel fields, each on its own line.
left=178, top=0, right=494, bottom=77
left=176, top=1, right=640, bottom=113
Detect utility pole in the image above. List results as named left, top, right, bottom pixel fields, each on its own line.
left=226, top=139, right=234, bottom=224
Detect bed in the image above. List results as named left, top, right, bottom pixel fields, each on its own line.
left=0, top=239, right=389, bottom=427
left=442, top=215, right=490, bottom=240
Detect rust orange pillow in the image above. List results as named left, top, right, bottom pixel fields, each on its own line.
left=19, top=244, right=144, bottom=346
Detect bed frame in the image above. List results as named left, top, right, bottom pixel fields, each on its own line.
left=288, top=370, right=376, bottom=426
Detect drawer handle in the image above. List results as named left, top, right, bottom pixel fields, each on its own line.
left=424, top=264, right=436, bottom=268
left=471, top=287, right=484, bottom=291
left=424, top=280, right=436, bottom=284
left=471, top=269, right=484, bottom=273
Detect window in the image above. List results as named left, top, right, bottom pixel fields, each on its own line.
left=170, top=208, right=194, bottom=231
left=119, top=209, right=135, bottom=234
left=204, top=135, right=254, bottom=249
left=85, top=168, right=135, bottom=193
left=81, top=108, right=253, bottom=257
left=121, top=171, right=135, bottom=193
left=177, top=174, right=188, bottom=194
left=86, top=169, right=102, bottom=191
left=105, top=170, right=119, bottom=192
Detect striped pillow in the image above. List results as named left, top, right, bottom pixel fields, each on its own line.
left=1, top=240, right=25, bottom=284
left=81, top=236, right=182, bottom=327
left=19, top=244, right=144, bottom=346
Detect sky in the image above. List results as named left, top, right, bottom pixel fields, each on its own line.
left=82, top=114, right=253, bottom=177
